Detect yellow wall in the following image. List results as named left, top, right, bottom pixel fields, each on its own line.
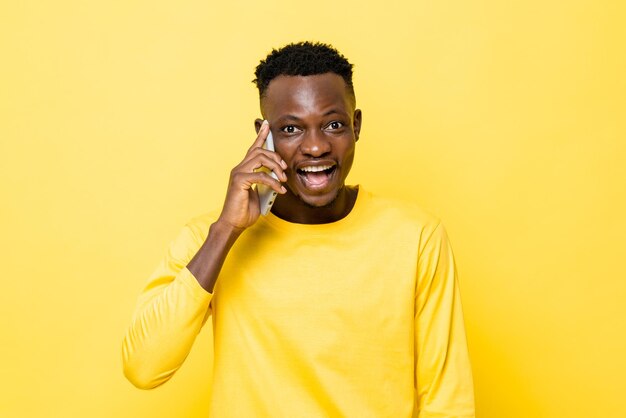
left=1, top=1, right=624, bottom=417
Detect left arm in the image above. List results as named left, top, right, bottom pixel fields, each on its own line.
left=414, top=222, right=475, bottom=417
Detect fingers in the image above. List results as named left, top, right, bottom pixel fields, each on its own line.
left=248, top=120, right=270, bottom=153
left=231, top=145, right=288, bottom=193
left=242, top=152, right=288, bottom=182
left=219, top=121, right=287, bottom=229
left=228, top=120, right=291, bottom=197
left=243, top=120, right=288, bottom=178
left=233, top=171, right=287, bottom=195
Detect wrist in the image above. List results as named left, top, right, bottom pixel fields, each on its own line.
left=186, top=219, right=243, bottom=293
left=210, top=218, right=245, bottom=242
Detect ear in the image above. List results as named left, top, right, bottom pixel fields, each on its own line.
left=353, top=109, right=362, bottom=142
left=254, top=118, right=264, bottom=134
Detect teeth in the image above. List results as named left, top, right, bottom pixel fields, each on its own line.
left=300, top=165, right=334, bottom=173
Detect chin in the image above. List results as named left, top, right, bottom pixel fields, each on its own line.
left=298, top=189, right=341, bottom=209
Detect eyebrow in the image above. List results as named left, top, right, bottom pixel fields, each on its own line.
left=277, top=109, right=348, bottom=122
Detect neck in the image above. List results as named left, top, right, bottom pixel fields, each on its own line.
left=270, top=185, right=358, bottom=224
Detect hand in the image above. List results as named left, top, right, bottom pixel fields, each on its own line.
left=217, top=121, right=288, bottom=231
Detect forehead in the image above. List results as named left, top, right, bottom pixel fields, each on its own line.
left=261, top=73, right=353, bottom=119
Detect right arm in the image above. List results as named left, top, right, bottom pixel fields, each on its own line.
left=122, top=121, right=287, bottom=389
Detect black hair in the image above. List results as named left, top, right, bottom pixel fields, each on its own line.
left=253, top=41, right=355, bottom=101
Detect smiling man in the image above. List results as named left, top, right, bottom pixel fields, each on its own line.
left=123, top=42, right=475, bottom=417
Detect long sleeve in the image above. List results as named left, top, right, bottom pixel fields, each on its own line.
left=414, top=222, right=475, bottom=417
left=122, top=224, right=212, bottom=389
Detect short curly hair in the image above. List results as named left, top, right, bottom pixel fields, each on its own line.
left=253, top=41, right=355, bottom=102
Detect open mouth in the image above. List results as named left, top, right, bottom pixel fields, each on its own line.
left=296, top=164, right=337, bottom=189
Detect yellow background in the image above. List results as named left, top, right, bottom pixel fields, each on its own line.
left=1, top=0, right=625, bottom=417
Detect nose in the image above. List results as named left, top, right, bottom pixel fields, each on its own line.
left=299, top=130, right=331, bottom=157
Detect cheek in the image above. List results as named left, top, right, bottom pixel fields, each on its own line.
left=274, top=144, right=290, bottom=162
left=340, top=142, right=356, bottom=165
left=274, top=144, right=297, bottom=173
left=339, top=145, right=356, bottom=180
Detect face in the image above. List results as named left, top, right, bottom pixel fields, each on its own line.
left=256, top=73, right=362, bottom=208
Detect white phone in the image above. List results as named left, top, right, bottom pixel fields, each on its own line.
left=255, top=131, right=279, bottom=216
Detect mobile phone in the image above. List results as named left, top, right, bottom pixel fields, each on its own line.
left=255, top=131, right=279, bottom=216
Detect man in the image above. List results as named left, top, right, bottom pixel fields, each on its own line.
left=123, top=41, right=475, bottom=417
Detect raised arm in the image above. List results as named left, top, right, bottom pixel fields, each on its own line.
left=122, top=120, right=287, bottom=389
left=414, top=222, right=475, bottom=417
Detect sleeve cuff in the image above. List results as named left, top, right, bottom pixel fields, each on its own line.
left=177, top=266, right=213, bottom=303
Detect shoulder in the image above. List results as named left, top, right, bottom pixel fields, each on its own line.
left=356, top=188, right=448, bottom=255
left=361, top=188, right=441, bottom=229
left=180, top=210, right=221, bottom=243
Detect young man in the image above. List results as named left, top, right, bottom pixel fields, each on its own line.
left=123, top=42, right=475, bottom=417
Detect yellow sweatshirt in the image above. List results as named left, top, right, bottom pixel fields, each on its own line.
left=122, top=188, right=475, bottom=417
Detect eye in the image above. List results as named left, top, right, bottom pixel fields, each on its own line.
left=281, top=125, right=301, bottom=134
left=326, top=121, right=344, bottom=130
